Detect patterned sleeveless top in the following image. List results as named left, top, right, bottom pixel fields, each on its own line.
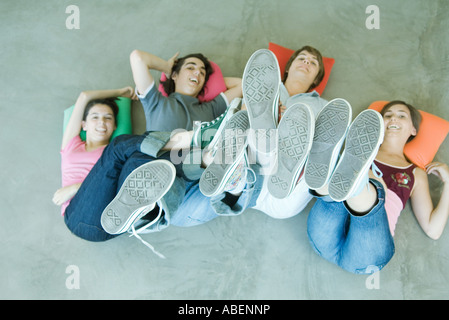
left=373, top=159, right=417, bottom=235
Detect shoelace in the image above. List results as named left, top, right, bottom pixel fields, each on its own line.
left=128, top=206, right=166, bottom=259
left=245, top=166, right=257, bottom=186
left=227, top=165, right=257, bottom=194
left=356, top=161, right=384, bottom=195
left=371, top=162, right=383, bottom=178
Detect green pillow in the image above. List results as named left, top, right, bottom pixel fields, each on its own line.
left=63, top=97, right=132, bottom=141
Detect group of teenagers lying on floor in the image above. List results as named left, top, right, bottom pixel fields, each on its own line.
left=53, top=45, right=449, bottom=273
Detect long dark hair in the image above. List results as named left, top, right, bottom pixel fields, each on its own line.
left=161, top=53, right=213, bottom=96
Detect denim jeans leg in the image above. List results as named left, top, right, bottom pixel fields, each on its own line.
left=116, top=151, right=187, bottom=232
left=209, top=163, right=264, bottom=216
left=170, top=164, right=264, bottom=226
left=170, top=181, right=220, bottom=227
left=307, top=197, right=349, bottom=266
left=64, top=134, right=150, bottom=242
left=116, top=149, right=185, bottom=190
left=339, top=180, right=395, bottom=274
left=307, top=180, right=395, bottom=274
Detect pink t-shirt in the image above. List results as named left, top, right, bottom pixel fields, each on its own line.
left=60, top=136, right=106, bottom=215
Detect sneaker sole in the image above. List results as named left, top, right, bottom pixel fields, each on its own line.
left=328, top=110, right=384, bottom=202
left=199, top=110, right=249, bottom=197
left=304, top=98, right=352, bottom=189
left=100, top=160, right=176, bottom=234
left=268, top=103, right=314, bottom=199
left=242, top=49, right=280, bottom=130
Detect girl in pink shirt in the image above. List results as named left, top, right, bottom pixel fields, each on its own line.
left=53, top=87, right=137, bottom=214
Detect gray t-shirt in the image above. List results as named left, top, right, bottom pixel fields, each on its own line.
left=139, top=83, right=228, bottom=132
left=279, top=83, right=328, bottom=117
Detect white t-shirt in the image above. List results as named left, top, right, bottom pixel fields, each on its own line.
left=253, top=84, right=328, bottom=219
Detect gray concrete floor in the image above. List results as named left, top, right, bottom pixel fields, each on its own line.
left=1, top=0, right=449, bottom=300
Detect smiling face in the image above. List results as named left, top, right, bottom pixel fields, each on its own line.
left=382, top=103, right=417, bottom=142
left=171, top=57, right=207, bottom=97
left=82, top=104, right=116, bottom=144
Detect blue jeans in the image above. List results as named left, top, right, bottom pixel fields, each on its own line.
left=170, top=180, right=219, bottom=226
left=63, top=132, right=254, bottom=242
left=307, top=179, right=395, bottom=274
left=64, top=133, right=191, bottom=242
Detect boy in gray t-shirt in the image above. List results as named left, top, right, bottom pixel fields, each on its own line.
left=138, top=82, right=228, bottom=132
left=130, top=50, right=242, bottom=132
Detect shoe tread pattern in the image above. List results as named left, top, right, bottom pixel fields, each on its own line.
left=305, top=99, right=351, bottom=189
left=199, top=111, right=249, bottom=196
left=329, top=111, right=383, bottom=201
left=268, top=105, right=312, bottom=199
left=101, top=161, right=175, bottom=234
left=243, top=50, right=280, bottom=128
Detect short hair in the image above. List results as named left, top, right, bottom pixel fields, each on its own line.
left=161, top=53, right=213, bottom=96
left=283, top=45, right=325, bottom=92
left=83, top=98, right=119, bottom=123
left=381, top=100, right=422, bottom=142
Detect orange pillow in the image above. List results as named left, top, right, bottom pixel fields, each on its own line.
left=369, top=101, right=449, bottom=169
left=268, top=42, right=335, bottom=96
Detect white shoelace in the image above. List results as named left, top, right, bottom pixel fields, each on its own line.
left=371, top=162, right=383, bottom=178
left=128, top=206, right=166, bottom=259
left=353, top=162, right=384, bottom=196
left=227, top=166, right=257, bottom=195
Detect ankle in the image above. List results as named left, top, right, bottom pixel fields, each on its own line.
left=345, top=181, right=378, bottom=215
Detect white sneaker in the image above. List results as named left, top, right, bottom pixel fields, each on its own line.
left=223, top=151, right=257, bottom=195
left=328, top=109, right=384, bottom=202
left=100, top=160, right=176, bottom=235
left=304, top=98, right=352, bottom=190
left=267, top=103, right=315, bottom=199
left=199, top=110, right=250, bottom=197
left=242, top=49, right=281, bottom=155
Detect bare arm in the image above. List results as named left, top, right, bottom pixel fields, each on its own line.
left=61, top=86, right=136, bottom=150
left=130, top=50, right=179, bottom=95
left=52, top=183, right=82, bottom=206
left=222, top=77, right=243, bottom=104
left=161, top=131, right=194, bottom=151
left=410, top=162, right=449, bottom=240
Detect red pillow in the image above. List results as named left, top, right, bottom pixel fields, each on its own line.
left=268, top=42, right=335, bottom=96
left=158, top=60, right=227, bottom=102
left=369, top=101, right=449, bottom=169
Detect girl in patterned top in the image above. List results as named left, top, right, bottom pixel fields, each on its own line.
left=307, top=101, right=449, bottom=274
